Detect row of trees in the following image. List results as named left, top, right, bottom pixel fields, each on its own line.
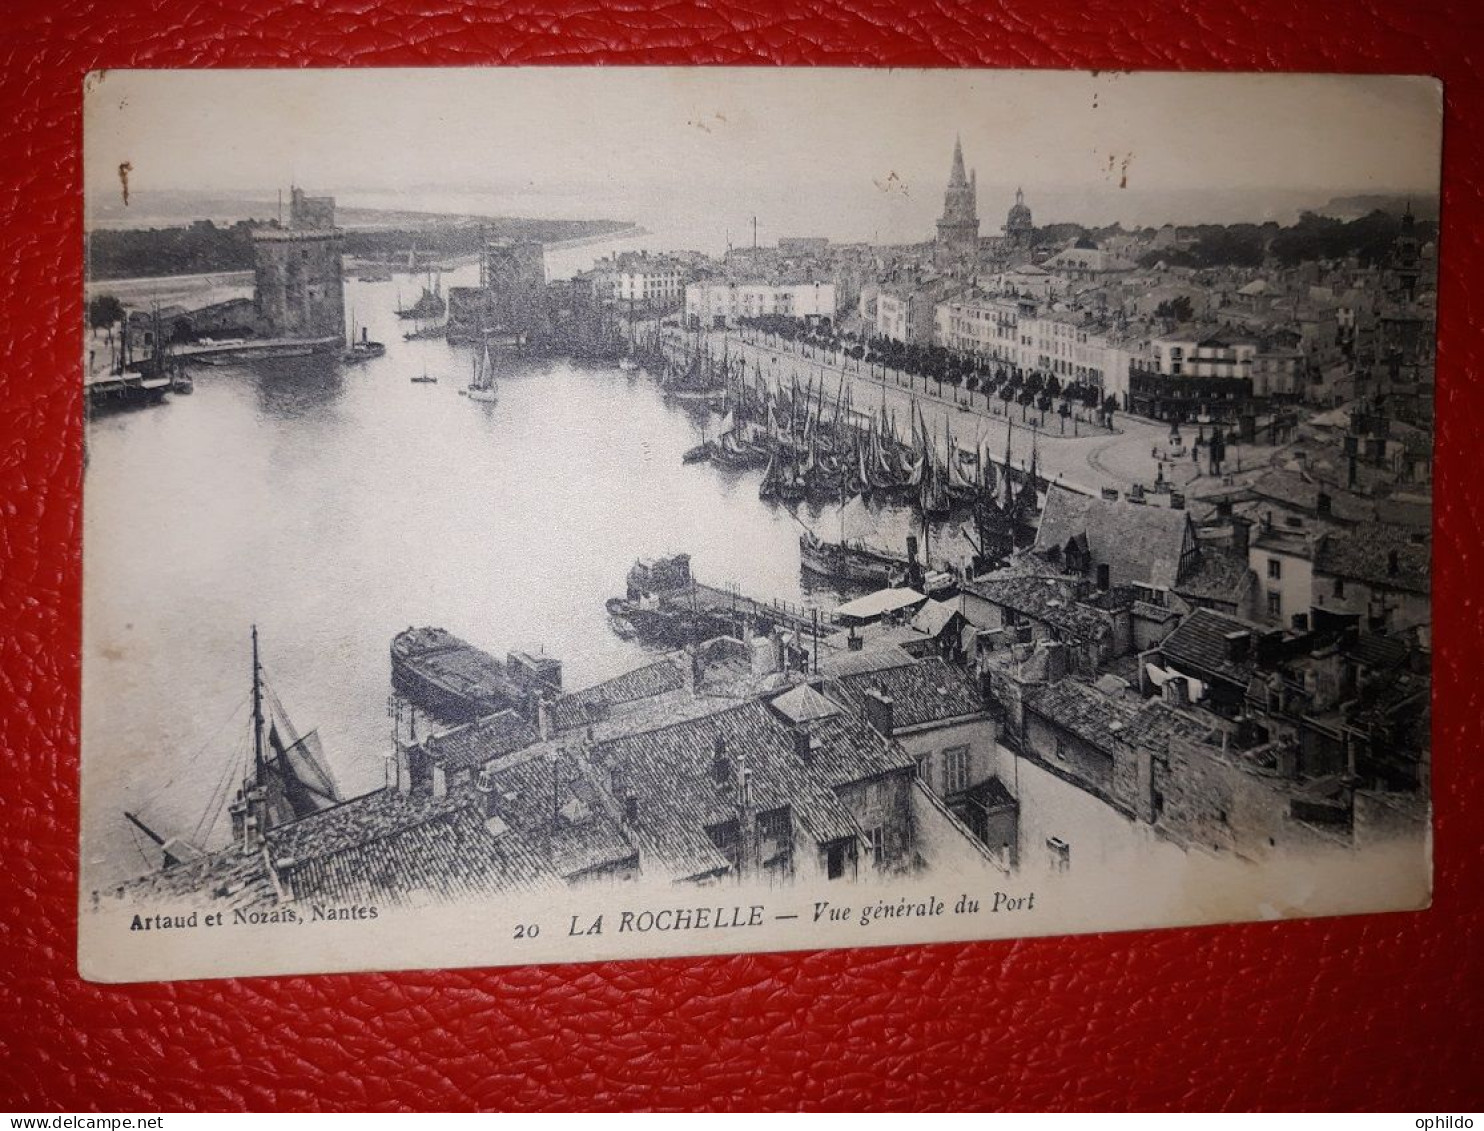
left=88, top=220, right=259, bottom=280
left=736, top=315, right=1119, bottom=429
left=1133, top=209, right=1437, bottom=272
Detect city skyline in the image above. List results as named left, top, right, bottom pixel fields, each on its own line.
left=86, top=70, right=1442, bottom=243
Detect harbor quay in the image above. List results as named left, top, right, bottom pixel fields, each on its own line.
left=693, top=325, right=1233, bottom=502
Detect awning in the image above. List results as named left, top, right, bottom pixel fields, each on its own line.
left=834, top=588, right=927, bottom=622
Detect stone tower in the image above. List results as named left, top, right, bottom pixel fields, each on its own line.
left=250, top=187, right=345, bottom=345
left=1387, top=201, right=1422, bottom=303
left=935, top=136, right=980, bottom=268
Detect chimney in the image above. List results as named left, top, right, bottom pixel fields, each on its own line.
left=1096, top=563, right=1111, bottom=592
left=712, top=735, right=731, bottom=785
left=395, top=739, right=414, bottom=797
left=1162, top=675, right=1189, bottom=707
left=474, top=767, right=499, bottom=818
left=1231, top=515, right=1251, bottom=555
left=751, top=633, right=776, bottom=676
left=1043, top=640, right=1068, bottom=682
left=1224, top=631, right=1251, bottom=664
left=863, top=686, right=895, bottom=738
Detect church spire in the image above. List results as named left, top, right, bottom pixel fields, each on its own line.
left=949, top=135, right=968, bottom=187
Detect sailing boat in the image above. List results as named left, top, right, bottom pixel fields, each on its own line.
left=124, top=627, right=342, bottom=871
left=398, top=269, right=446, bottom=320
left=467, top=341, right=498, bottom=403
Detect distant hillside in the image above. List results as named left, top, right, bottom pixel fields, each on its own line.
left=1320, top=194, right=1440, bottom=222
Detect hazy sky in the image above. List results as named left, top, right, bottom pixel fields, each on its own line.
left=85, top=69, right=1443, bottom=239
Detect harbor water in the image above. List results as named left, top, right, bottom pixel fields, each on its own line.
left=81, top=268, right=876, bottom=888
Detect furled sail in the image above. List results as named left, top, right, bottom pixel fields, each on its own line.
left=264, top=686, right=340, bottom=822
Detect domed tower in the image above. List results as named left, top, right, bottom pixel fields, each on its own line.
left=935, top=136, right=980, bottom=268
left=1004, top=187, right=1034, bottom=248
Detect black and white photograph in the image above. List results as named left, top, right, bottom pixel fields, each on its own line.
left=79, top=69, right=1439, bottom=982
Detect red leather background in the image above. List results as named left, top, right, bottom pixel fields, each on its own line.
left=2, top=0, right=1480, bottom=1112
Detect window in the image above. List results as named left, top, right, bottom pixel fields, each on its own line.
left=1333, top=576, right=1346, bottom=598
left=865, top=826, right=884, bottom=858
left=1267, top=591, right=1282, bottom=618
left=915, top=755, right=931, bottom=785
left=1268, top=558, right=1282, bottom=580
left=943, top=746, right=970, bottom=794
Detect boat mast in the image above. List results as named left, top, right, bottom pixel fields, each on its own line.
left=124, top=810, right=182, bottom=870
left=250, top=624, right=266, bottom=791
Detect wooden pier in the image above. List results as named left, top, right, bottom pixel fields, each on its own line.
left=657, top=580, right=839, bottom=640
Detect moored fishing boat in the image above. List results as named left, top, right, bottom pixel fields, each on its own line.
left=798, top=529, right=907, bottom=586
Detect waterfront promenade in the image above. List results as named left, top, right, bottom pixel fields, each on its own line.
left=697, top=326, right=1233, bottom=501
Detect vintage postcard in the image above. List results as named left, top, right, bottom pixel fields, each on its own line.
left=79, top=69, right=1439, bottom=982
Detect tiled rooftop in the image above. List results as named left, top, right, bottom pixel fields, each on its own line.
left=1159, top=608, right=1269, bottom=687
left=268, top=786, right=467, bottom=868
left=1034, top=485, right=1194, bottom=589
left=289, top=805, right=558, bottom=905
left=548, top=659, right=686, bottom=733
left=831, top=657, right=985, bottom=731
left=483, top=751, right=636, bottom=880
left=424, top=709, right=540, bottom=774
left=1024, top=680, right=1138, bottom=755
left=1121, top=698, right=1213, bottom=750
left=1313, top=528, right=1429, bottom=595
left=816, top=644, right=917, bottom=679
left=586, top=699, right=906, bottom=880
left=1174, top=547, right=1254, bottom=606
left=1250, top=472, right=1376, bottom=525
